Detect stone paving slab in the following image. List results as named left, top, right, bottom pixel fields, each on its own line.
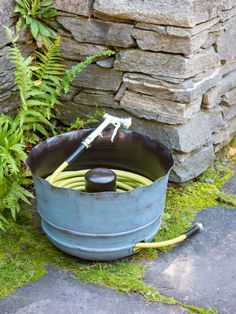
left=0, top=268, right=188, bottom=314
left=145, top=170, right=236, bottom=314
left=144, top=206, right=236, bottom=314
left=220, top=165, right=236, bottom=195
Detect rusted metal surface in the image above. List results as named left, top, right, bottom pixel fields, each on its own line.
left=27, top=129, right=174, bottom=261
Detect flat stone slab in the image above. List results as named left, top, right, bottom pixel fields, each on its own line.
left=220, top=165, right=236, bottom=195
left=144, top=206, right=236, bottom=314
left=0, top=268, right=188, bottom=314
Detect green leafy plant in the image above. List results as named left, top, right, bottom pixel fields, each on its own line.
left=0, top=28, right=115, bottom=229
left=14, top=0, right=60, bottom=47
left=0, top=114, right=32, bottom=230
left=67, top=110, right=103, bottom=132
left=6, top=27, right=56, bottom=143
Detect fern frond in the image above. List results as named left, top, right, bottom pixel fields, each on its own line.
left=8, top=47, right=34, bottom=105
left=0, top=176, right=33, bottom=223
left=34, top=37, right=64, bottom=89
left=0, top=114, right=26, bottom=179
left=61, top=50, right=115, bottom=93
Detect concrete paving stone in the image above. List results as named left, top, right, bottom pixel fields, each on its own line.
left=0, top=267, right=188, bottom=314
left=144, top=206, right=236, bottom=314
left=220, top=165, right=236, bottom=195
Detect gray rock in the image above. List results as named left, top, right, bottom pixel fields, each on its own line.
left=174, top=108, right=222, bottom=152
left=220, top=0, right=235, bottom=11
left=73, top=89, right=119, bottom=108
left=96, top=57, right=115, bottom=68
left=219, top=69, right=236, bottom=96
left=71, top=64, right=123, bottom=91
left=130, top=111, right=213, bottom=154
left=201, top=32, right=218, bottom=49
left=167, top=18, right=219, bottom=38
left=16, top=28, right=34, bottom=45
left=132, top=28, right=208, bottom=55
left=57, top=102, right=123, bottom=125
left=219, top=4, right=236, bottom=22
left=202, top=87, right=219, bottom=108
left=0, top=47, right=15, bottom=71
left=221, top=88, right=236, bottom=106
left=136, top=18, right=219, bottom=38
left=219, top=59, right=236, bottom=77
left=0, top=0, right=15, bottom=48
left=60, top=37, right=109, bottom=61
left=93, top=0, right=220, bottom=27
left=58, top=16, right=136, bottom=48
left=114, top=83, right=126, bottom=102
left=57, top=102, right=90, bottom=125
left=213, top=128, right=231, bottom=149
left=213, top=115, right=236, bottom=151
left=221, top=103, right=236, bottom=121
left=120, top=90, right=201, bottom=124
left=114, top=48, right=220, bottom=79
left=0, top=47, right=15, bottom=96
left=0, top=90, right=19, bottom=113
left=221, top=165, right=236, bottom=195
left=221, top=114, right=236, bottom=136
left=60, top=86, right=82, bottom=102
left=123, top=68, right=220, bottom=103
left=169, top=145, right=215, bottom=183
left=217, top=16, right=236, bottom=61
left=135, top=24, right=167, bottom=35
left=54, top=0, right=93, bottom=16
left=203, top=107, right=224, bottom=133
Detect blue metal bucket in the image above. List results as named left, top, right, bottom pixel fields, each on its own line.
left=27, top=129, right=174, bottom=261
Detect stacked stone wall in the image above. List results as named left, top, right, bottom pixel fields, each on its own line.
left=1, top=0, right=236, bottom=182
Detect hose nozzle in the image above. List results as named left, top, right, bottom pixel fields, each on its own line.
left=49, top=113, right=132, bottom=183
left=82, top=113, right=132, bottom=147
left=103, top=113, right=132, bottom=129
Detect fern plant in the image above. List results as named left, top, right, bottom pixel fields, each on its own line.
left=0, top=29, right=115, bottom=229
left=0, top=114, right=32, bottom=230
left=9, top=49, right=54, bottom=143
left=15, top=0, right=59, bottom=47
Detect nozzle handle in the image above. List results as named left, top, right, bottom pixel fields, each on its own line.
left=66, top=114, right=132, bottom=165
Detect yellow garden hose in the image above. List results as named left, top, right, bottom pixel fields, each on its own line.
left=47, top=168, right=153, bottom=192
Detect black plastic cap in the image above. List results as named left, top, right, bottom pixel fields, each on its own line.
left=85, top=167, right=117, bottom=193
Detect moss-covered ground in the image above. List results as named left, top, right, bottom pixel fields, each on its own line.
left=0, top=144, right=236, bottom=314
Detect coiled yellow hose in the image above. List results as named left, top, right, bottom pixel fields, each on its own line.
left=46, top=168, right=153, bottom=192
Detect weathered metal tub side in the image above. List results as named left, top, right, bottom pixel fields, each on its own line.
left=27, top=129, right=174, bottom=261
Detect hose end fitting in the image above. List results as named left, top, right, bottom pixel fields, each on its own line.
left=185, top=223, right=203, bottom=239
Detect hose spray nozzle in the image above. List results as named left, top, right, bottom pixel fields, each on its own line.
left=49, top=114, right=132, bottom=183
left=82, top=113, right=132, bottom=147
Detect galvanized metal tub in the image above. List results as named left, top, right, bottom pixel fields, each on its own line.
left=27, top=129, right=174, bottom=261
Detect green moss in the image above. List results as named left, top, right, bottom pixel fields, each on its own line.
left=198, top=161, right=234, bottom=188
left=0, top=156, right=235, bottom=314
left=217, top=192, right=236, bottom=207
